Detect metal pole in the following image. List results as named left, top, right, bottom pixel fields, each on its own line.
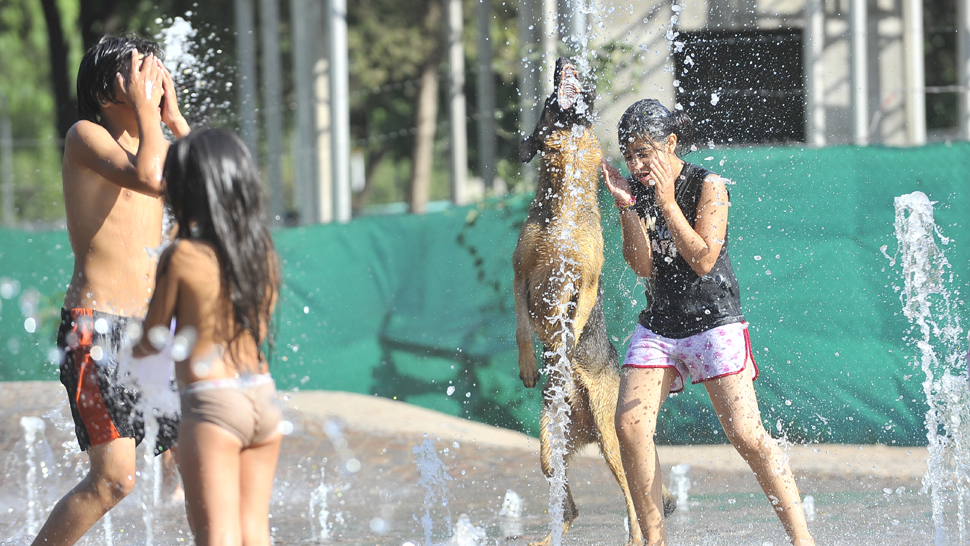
left=903, top=0, right=926, bottom=145
left=803, top=0, right=826, bottom=146
left=476, top=0, right=496, bottom=191
left=314, top=11, right=334, bottom=225
left=569, top=0, right=586, bottom=59
left=329, top=0, right=352, bottom=223
left=1, top=95, right=14, bottom=227
left=447, top=0, right=468, bottom=205
left=260, top=0, right=285, bottom=224
left=519, top=0, right=538, bottom=187
left=291, top=0, right=318, bottom=224
left=958, top=0, right=970, bottom=139
left=540, top=0, right=557, bottom=95
left=851, top=0, right=869, bottom=145
left=234, top=0, right=260, bottom=162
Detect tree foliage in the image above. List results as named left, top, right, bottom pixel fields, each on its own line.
left=3, top=0, right=536, bottom=223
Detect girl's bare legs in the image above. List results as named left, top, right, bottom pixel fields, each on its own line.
left=615, top=367, right=678, bottom=546
left=177, top=419, right=243, bottom=546
left=239, top=432, right=282, bottom=546
left=705, top=372, right=815, bottom=546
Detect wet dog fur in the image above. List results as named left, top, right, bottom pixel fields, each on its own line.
left=513, top=58, right=673, bottom=546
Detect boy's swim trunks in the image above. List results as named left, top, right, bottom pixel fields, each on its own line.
left=622, top=322, right=759, bottom=393
left=180, top=373, right=282, bottom=446
left=57, top=308, right=179, bottom=454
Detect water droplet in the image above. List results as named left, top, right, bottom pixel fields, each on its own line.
left=148, top=325, right=171, bottom=350
left=24, top=318, right=36, bottom=333
left=345, top=458, right=361, bottom=473
left=191, top=360, right=210, bottom=378
left=0, top=278, right=20, bottom=299
left=126, top=322, right=143, bottom=343
left=94, top=318, right=109, bottom=334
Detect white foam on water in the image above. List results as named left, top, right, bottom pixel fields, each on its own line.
left=891, top=191, right=969, bottom=545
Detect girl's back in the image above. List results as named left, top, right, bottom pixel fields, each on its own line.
left=159, top=238, right=270, bottom=386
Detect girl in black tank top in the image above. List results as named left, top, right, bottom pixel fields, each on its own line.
left=602, top=99, right=816, bottom=546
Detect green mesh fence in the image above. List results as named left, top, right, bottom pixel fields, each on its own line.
left=2, top=142, right=968, bottom=445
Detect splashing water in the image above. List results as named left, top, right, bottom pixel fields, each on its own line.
left=669, top=463, right=691, bottom=514
left=155, top=14, right=233, bottom=128
left=802, top=495, right=815, bottom=523
left=412, top=439, right=454, bottom=546
left=446, top=513, right=486, bottom=546
left=498, top=489, right=523, bottom=518
left=309, top=467, right=331, bottom=541
left=322, top=418, right=362, bottom=474
left=890, top=191, right=970, bottom=545
left=20, top=416, right=47, bottom=536
left=498, top=489, right=524, bottom=539
left=139, top=419, right=161, bottom=546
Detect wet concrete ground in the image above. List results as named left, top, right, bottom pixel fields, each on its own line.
left=0, top=383, right=946, bottom=545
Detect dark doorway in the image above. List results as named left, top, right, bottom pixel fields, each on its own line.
left=673, top=30, right=805, bottom=145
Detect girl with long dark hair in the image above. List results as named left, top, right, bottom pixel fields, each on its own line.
left=601, top=99, right=815, bottom=546
left=133, top=128, right=282, bottom=545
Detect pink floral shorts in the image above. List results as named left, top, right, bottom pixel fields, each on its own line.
left=622, top=322, right=759, bottom=393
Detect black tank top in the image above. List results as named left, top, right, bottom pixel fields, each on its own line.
left=630, top=162, right=744, bottom=338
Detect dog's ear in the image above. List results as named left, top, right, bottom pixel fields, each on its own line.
left=520, top=135, right=540, bottom=163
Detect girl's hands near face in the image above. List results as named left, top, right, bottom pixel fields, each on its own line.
left=649, top=152, right=676, bottom=206
left=601, top=160, right=635, bottom=208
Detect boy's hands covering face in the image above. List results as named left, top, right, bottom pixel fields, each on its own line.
left=119, top=50, right=163, bottom=116
left=156, top=58, right=187, bottom=134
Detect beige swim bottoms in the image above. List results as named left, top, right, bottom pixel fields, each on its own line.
left=180, top=374, right=282, bottom=446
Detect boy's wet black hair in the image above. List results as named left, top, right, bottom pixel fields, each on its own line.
left=163, top=128, right=280, bottom=370
left=617, top=99, right=695, bottom=157
left=77, top=34, right=163, bottom=122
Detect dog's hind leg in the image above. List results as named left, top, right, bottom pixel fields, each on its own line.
left=514, top=276, right=541, bottom=388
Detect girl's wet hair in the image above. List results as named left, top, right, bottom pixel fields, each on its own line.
left=163, top=128, right=281, bottom=368
left=617, top=99, right=695, bottom=156
left=77, top=34, right=163, bottom=122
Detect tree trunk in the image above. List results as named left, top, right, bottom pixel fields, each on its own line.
left=352, top=147, right=388, bottom=213
left=408, top=0, right=442, bottom=214
left=79, top=0, right=124, bottom=51
left=38, top=0, right=75, bottom=143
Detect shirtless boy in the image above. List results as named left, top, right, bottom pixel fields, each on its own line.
left=32, top=35, right=190, bottom=546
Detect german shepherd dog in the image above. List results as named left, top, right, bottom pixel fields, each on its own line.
left=513, top=59, right=674, bottom=546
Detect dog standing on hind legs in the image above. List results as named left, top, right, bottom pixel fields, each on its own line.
left=513, top=58, right=674, bottom=546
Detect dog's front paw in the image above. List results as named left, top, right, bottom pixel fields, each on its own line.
left=519, top=356, right=540, bottom=388
left=520, top=368, right=541, bottom=389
